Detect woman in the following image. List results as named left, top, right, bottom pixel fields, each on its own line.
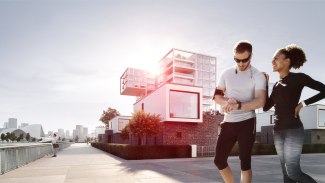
left=264, top=44, right=325, bottom=183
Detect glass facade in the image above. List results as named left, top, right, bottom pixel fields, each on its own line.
left=319, top=109, right=325, bottom=127
left=169, top=90, right=199, bottom=119
left=158, top=49, right=217, bottom=111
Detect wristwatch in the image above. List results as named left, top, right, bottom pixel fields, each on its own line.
left=237, top=101, right=242, bottom=110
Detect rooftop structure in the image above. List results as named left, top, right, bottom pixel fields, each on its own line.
left=120, top=48, right=217, bottom=111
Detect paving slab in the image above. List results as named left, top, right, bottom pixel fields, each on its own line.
left=0, top=143, right=324, bottom=183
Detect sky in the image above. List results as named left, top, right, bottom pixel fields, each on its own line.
left=1, top=0, right=325, bottom=134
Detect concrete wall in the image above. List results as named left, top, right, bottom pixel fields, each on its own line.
left=109, top=113, right=223, bottom=146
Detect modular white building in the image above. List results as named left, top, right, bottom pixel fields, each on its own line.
left=120, top=48, right=216, bottom=123
left=258, top=104, right=325, bottom=144
left=108, top=116, right=131, bottom=133
left=133, top=83, right=203, bottom=123
left=300, top=104, right=325, bottom=129
left=257, top=104, right=325, bottom=131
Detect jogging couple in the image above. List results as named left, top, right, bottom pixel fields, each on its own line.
left=214, top=40, right=325, bottom=183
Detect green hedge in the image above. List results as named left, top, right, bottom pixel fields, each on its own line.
left=229, top=143, right=276, bottom=156
left=302, top=144, right=325, bottom=153
left=91, top=143, right=191, bottom=160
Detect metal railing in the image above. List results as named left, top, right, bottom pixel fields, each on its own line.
left=197, top=146, right=215, bottom=157
left=0, top=143, right=71, bottom=174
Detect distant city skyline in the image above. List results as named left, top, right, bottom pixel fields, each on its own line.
left=1, top=0, right=325, bottom=132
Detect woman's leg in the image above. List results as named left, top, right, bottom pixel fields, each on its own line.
left=283, top=127, right=317, bottom=183
left=274, top=130, right=295, bottom=183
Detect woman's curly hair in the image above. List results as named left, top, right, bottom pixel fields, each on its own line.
left=278, top=44, right=307, bottom=69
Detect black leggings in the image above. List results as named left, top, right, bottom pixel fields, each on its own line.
left=214, top=118, right=256, bottom=171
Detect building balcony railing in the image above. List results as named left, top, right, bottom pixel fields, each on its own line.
left=173, top=72, right=194, bottom=79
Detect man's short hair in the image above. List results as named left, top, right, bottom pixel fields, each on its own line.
left=234, top=40, right=252, bottom=54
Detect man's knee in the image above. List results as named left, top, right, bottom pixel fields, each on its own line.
left=214, top=156, right=228, bottom=170
left=240, top=157, right=251, bottom=171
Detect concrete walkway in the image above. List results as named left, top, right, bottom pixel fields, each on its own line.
left=0, top=143, right=324, bottom=183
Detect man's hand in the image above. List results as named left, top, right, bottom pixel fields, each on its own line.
left=227, top=98, right=238, bottom=104
left=294, top=103, right=303, bottom=118
left=223, top=103, right=239, bottom=113
left=222, top=98, right=239, bottom=113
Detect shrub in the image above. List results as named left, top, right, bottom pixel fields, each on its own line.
left=91, top=143, right=191, bottom=160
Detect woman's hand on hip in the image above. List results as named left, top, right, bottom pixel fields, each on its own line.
left=294, top=103, right=303, bottom=118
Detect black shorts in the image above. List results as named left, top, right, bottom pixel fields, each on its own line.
left=214, top=117, right=256, bottom=171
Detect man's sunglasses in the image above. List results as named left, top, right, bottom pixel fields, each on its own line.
left=234, top=55, right=251, bottom=63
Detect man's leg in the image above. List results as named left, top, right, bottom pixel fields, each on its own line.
left=240, top=169, right=252, bottom=183
left=237, top=118, right=256, bottom=183
left=219, top=166, right=235, bottom=183
left=214, top=122, right=238, bottom=183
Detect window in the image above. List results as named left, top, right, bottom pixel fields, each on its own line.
left=169, top=90, right=199, bottom=119
left=318, top=109, right=325, bottom=127
left=118, top=118, right=130, bottom=131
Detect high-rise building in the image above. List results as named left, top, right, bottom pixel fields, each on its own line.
left=83, top=127, right=88, bottom=138
left=66, top=130, right=70, bottom=138
left=8, top=118, right=17, bottom=128
left=73, top=129, right=76, bottom=139
left=3, top=122, right=8, bottom=128
left=76, top=125, right=84, bottom=142
left=20, top=123, right=29, bottom=128
left=58, top=128, right=65, bottom=138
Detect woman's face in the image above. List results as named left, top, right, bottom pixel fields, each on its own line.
left=272, top=51, right=290, bottom=72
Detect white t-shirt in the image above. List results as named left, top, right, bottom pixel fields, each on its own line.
left=217, top=65, right=266, bottom=122
left=52, top=136, right=58, bottom=144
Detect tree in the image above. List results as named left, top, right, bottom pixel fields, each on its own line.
left=75, top=135, right=79, bottom=142
left=9, top=132, right=17, bottom=142
left=17, top=133, right=24, bottom=142
left=128, top=110, right=161, bottom=145
left=25, top=133, right=31, bottom=142
left=99, top=107, right=120, bottom=126
left=120, top=125, right=130, bottom=140
left=1, top=133, right=5, bottom=142
left=5, top=132, right=10, bottom=142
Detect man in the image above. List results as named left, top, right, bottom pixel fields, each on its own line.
left=52, top=133, right=59, bottom=157
left=214, top=40, right=266, bottom=183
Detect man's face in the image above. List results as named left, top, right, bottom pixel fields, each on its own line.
left=234, top=51, right=251, bottom=71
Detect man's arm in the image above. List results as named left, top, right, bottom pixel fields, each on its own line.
left=214, top=88, right=228, bottom=106
left=223, top=90, right=266, bottom=113
left=241, top=90, right=266, bottom=111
